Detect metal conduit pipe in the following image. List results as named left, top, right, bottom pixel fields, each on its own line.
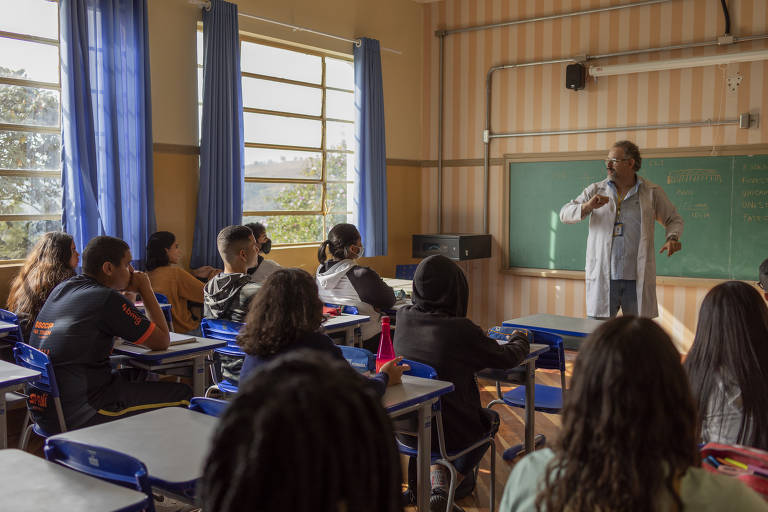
left=437, top=34, right=444, bottom=233
left=481, top=33, right=768, bottom=232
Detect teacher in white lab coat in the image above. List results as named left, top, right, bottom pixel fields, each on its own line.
left=560, top=141, right=683, bottom=319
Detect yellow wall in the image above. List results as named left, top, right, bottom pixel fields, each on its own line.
left=419, top=0, right=768, bottom=351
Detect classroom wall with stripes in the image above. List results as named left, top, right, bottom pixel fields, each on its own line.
left=417, top=0, right=768, bottom=352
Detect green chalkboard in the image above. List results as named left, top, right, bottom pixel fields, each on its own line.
left=507, top=154, right=768, bottom=280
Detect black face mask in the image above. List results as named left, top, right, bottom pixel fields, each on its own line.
left=260, top=238, right=272, bottom=254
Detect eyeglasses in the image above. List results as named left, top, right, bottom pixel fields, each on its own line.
left=758, top=281, right=767, bottom=290
left=605, top=158, right=631, bottom=168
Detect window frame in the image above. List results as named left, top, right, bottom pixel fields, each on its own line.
left=0, top=1, right=62, bottom=263
left=197, top=30, right=356, bottom=247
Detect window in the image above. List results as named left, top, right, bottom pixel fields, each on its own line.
left=0, top=0, right=62, bottom=261
left=197, top=32, right=356, bottom=245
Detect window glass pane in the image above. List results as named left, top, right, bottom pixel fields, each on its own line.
left=0, top=84, right=59, bottom=127
left=0, top=0, right=58, bottom=39
left=0, top=175, right=62, bottom=215
left=326, top=151, right=354, bottom=181
left=242, top=77, right=320, bottom=116
left=0, top=131, right=61, bottom=170
left=241, top=42, right=321, bottom=84
left=0, top=38, right=59, bottom=83
left=0, top=219, right=62, bottom=260
left=326, top=90, right=354, bottom=121
left=244, top=182, right=322, bottom=212
left=245, top=148, right=321, bottom=179
left=327, top=121, right=354, bottom=152
left=326, top=57, right=353, bottom=89
left=244, top=113, right=321, bottom=148
left=243, top=215, right=324, bottom=244
left=325, top=213, right=352, bottom=233
left=326, top=182, right=353, bottom=213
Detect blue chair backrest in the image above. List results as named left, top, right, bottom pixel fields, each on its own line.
left=395, top=264, right=418, bottom=280
left=324, top=303, right=359, bottom=315
left=189, top=397, right=228, bottom=417
left=201, top=318, right=244, bottom=343
left=339, top=345, right=375, bottom=373
left=45, top=439, right=154, bottom=511
left=0, top=308, right=25, bottom=344
left=13, top=342, right=60, bottom=397
left=154, top=292, right=169, bottom=304
left=529, top=330, right=565, bottom=372
left=402, top=359, right=437, bottom=379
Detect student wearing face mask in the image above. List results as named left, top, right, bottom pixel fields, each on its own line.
left=316, top=223, right=395, bottom=352
left=244, top=222, right=281, bottom=285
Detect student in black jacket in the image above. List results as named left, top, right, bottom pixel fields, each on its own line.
left=394, top=254, right=530, bottom=509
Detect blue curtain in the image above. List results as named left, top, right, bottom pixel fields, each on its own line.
left=60, top=0, right=155, bottom=266
left=191, top=0, right=244, bottom=268
left=353, top=38, right=388, bottom=257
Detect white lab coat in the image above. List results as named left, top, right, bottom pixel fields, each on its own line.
left=559, top=177, right=683, bottom=318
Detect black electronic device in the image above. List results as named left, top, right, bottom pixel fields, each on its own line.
left=565, top=63, right=586, bottom=91
left=412, top=233, right=492, bottom=261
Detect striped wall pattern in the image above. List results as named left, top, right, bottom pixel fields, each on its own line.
left=418, top=0, right=768, bottom=352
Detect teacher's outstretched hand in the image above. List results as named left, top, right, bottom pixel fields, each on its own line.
left=659, top=238, right=682, bottom=257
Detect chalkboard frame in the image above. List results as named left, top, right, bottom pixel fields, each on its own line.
left=501, top=144, right=768, bottom=287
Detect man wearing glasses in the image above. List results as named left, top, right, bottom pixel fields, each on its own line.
left=759, top=258, right=768, bottom=301
left=560, top=140, right=683, bottom=319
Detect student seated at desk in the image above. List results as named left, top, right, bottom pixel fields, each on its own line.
left=759, top=257, right=768, bottom=301
left=204, top=225, right=261, bottom=386
left=244, top=222, right=280, bottom=285
left=202, top=351, right=404, bottom=512
left=238, top=268, right=407, bottom=395
left=316, top=223, right=395, bottom=352
left=500, top=316, right=768, bottom=512
left=684, top=281, right=768, bottom=450
left=394, top=254, right=530, bottom=508
left=28, top=236, right=192, bottom=434
left=146, top=230, right=221, bottom=335
left=6, top=231, right=78, bottom=342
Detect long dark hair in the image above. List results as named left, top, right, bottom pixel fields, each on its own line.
left=536, top=316, right=698, bottom=512
left=201, top=351, right=403, bottom=512
left=684, top=281, right=768, bottom=449
left=317, top=223, right=360, bottom=264
left=145, top=231, right=175, bottom=271
left=6, top=232, right=76, bottom=339
left=237, top=268, right=324, bottom=358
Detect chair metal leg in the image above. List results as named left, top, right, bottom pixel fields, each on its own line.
left=19, top=423, right=33, bottom=451
left=489, top=438, right=496, bottom=512
left=435, top=459, right=459, bottom=512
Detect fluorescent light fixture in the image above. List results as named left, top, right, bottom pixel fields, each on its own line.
left=588, top=48, right=768, bottom=77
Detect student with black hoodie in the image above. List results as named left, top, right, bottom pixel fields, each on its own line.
left=394, top=254, right=530, bottom=511
left=204, top=225, right=261, bottom=386
left=316, top=223, right=395, bottom=353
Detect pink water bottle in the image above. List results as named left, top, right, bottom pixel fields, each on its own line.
left=375, top=316, right=395, bottom=372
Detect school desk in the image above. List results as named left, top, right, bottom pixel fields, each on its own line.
left=0, top=359, right=40, bottom=449
left=112, top=337, right=226, bottom=396
left=321, top=313, right=370, bottom=346
left=1, top=449, right=149, bottom=512
left=383, top=375, right=455, bottom=512
left=503, top=313, right=604, bottom=350
left=134, top=301, right=174, bottom=332
left=0, top=320, right=17, bottom=336
left=48, top=407, right=218, bottom=502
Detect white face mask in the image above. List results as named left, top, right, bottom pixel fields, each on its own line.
left=350, top=245, right=364, bottom=259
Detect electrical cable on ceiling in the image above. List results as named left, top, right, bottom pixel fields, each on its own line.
left=721, top=0, right=731, bottom=35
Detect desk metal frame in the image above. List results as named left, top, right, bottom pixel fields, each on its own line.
left=0, top=360, right=40, bottom=449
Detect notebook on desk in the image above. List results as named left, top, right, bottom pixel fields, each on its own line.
left=118, top=332, right=197, bottom=350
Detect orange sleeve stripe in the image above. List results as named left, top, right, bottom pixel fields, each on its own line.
left=134, top=322, right=156, bottom=345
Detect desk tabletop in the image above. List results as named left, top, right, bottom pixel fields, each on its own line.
left=503, top=314, right=604, bottom=337
left=0, top=359, right=40, bottom=388
left=382, top=375, right=454, bottom=415
left=112, top=336, right=227, bottom=361
left=1, top=449, right=148, bottom=512
left=382, top=278, right=413, bottom=292
left=0, top=320, right=17, bottom=333
left=322, top=313, right=370, bottom=330
left=49, top=407, right=218, bottom=485
left=134, top=301, right=172, bottom=310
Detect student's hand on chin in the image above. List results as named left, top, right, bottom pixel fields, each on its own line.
left=380, top=356, right=410, bottom=386
left=126, top=269, right=151, bottom=294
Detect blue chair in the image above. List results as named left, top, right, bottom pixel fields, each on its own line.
left=339, top=345, right=375, bottom=373
left=201, top=318, right=245, bottom=397
left=188, top=396, right=228, bottom=417
left=485, top=329, right=566, bottom=460
left=394, top=360, right=497, bottom=512
left=0, top=308, right=25, bottom=345
left=13, top=342, right=67, bottom=450
left=323, top=303, right=359, bottom=315
left=45, top=439, right=154, bottom=512
left=395, top=264, right=418, bottom=280
left=152, top=293, right=173, bottom=331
